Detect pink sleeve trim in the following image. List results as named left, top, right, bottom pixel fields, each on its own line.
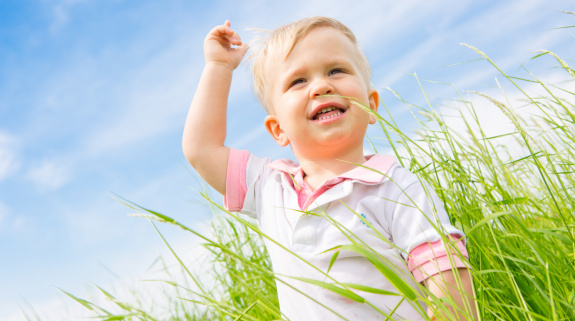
left=223, top=148, right=250, bottom=212
left=407, top=234, right=469, bottom=283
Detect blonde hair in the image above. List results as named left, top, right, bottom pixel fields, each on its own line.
left=249, top=16, right=372, bottom=114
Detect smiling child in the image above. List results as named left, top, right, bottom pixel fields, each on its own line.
left=183, top=17, right=477, bottom=320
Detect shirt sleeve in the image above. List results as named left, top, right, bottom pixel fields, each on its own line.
left=385, top=166, right=466, bottom=267
left=223, top=148, right=250, bottom=212
left=407, top=234, right=470, bottom=283
left=223, top=148, right=272, bottom=219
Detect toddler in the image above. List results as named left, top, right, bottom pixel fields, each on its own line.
left=183, top=17, right=476, bottom=320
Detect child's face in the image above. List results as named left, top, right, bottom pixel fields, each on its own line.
left=263, top=27, right=378, bottom=158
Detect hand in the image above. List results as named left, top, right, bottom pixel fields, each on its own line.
left=204, top=20, right=249, bottom=71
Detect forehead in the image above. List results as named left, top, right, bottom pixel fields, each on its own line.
left=287, top=27, right=356, bottom=60
left=285, top=27, right=355, bottom=60
left=264, top=28, right=358, bottom=81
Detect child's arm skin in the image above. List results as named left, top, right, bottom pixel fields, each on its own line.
left=182, top=21, right=248, bottom=195
left=425, top=268, right=478, bottom=320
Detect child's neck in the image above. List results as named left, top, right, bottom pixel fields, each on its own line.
left=296, top=147, right=368, bottom=191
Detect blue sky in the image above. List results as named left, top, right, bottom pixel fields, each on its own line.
left=1, top=0, right=574, bottom=319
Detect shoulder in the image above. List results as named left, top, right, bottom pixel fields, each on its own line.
left=370, top=160, right=431, bottom=204
left=387, top=163, right=420, bottom=187
left=359, top=154, right=420, bottom=188
left=240, top=151, right=299, bottom=185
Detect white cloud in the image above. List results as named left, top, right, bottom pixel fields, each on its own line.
left=26, top=160, right=71, bottom=192
left=0, top=202, right=8, bottom=229
left=430, top=70, right=575, bottom=162
left=378, top=35, right=445, bottom=88
left=0, top=205, right=31, bottom=235
left=76, top=42, right=203, bottom=159
left=0, top=149, right=17, bottom=181
left=10, top=230, right=209, bottom=321
left=47, top=0, right=88, bottom=34
left=0, top=132, right=20, bottom=182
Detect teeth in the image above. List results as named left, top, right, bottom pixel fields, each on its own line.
left=318, top=107, right=336, bottom=114
left=318, top=111, right=342, bottom=120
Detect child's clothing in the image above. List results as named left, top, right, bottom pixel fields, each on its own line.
left=225, top=148, right=468, bottom=320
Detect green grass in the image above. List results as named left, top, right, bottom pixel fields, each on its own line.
left=55, top=34, right=575, bottom=321
left=371, top=45, right=575, bottom=320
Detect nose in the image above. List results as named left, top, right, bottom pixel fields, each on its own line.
left=310, top=77, right=334, bottom=98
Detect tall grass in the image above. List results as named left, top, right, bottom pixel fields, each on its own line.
left=60, top=36, right=575, bottom=320
left=372, top=45, right=575, bottom=319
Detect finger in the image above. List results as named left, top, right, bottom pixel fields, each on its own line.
left=209, top=22, right=234, bottom=38
left=219, top=25, right=242, bottom=45
left=228, top=30, right=242, bottom=45
left=238, top=42, right=249, bottom=55
left=221, top=20, right=236, bottom=37
left=206, top=22, right=242, bottom=46
left=220, top=29, right=240, bottom=43
left=206, top=30, right=232, bottom=48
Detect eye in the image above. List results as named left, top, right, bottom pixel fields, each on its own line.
left=329, top=68, right=344, bottom=76
left=289, top=78, right=305, bottom=87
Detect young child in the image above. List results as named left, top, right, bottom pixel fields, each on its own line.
left=183, top=17, right=477, bottom=320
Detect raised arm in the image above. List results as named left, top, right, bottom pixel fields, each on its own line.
left=182, top=21, right=249, bottom=195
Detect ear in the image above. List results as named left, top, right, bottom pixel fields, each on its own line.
left=264, top=115, right=290, bottom=147
left=367, top=89, right=379, bottom=125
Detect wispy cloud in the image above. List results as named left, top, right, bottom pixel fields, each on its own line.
left=0, top=132, right=20, bottom=182
left=66, top=34, right=203, bottom=161
left=376, top=35, right=446, bottom=88
left=0, top=202, right=7, bottom=230
left=47, top=0, right=88, bottom=34
left=25, top=159, right=71, bottom=192
left=433, top=70, right=575, bottom=162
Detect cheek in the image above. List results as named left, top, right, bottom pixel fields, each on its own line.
left=341, top=80, right=365, bottom=95
left=283, top=91, right=305, bottom=104
left=355, top=88, right=372, bottom=105
left=278, top=95, right=305, bottom=119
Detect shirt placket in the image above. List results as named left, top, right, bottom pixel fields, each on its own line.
left=291, top=178, right=355, bottom=252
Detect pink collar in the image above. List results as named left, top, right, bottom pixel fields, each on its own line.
left=268, top=154, right=397, bottom=185
left=268, top=154, right=396, bottom=210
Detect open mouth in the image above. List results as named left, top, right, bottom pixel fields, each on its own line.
left=312, top=106, right=346, bottom=121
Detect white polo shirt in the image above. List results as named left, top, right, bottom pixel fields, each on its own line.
left=225, top=149, right=466, bottom=320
